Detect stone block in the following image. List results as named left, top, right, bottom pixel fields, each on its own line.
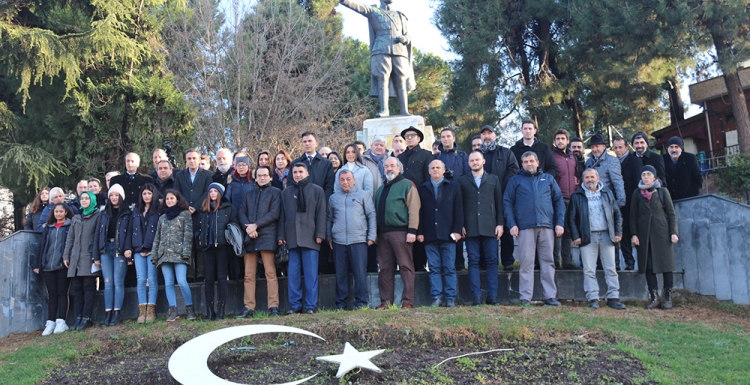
left=727, top=227, right=750, bottom=304
left=710, top=225, right=732, bottom=300
left=357, top=115, right=435, bottom=150
left=694, top=219, right=715, bottom=295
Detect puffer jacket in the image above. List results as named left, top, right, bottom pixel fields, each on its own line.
left=567, top=183, right=623, bottom=246
left=198, top=199, right=239, bottom=250
left=93, top=206, right=131, bottom=261
left=503, top=168, right=566, bottom=231
left=126, top=208, right=160, bottom=254
left=225, top=172, right=254, bottom=212
left=327, top=186, right=377, bottom=245
left=33, top=219, right=72, bottom=272
left=239, top=182, right=281, bottom=252
left=151, top=210, right=193, bottom=267
left=63, top=210, right=101, bottom=278
left=585, top=151, right=626, bottom=207
left=334, top=162, right=374, bottom=194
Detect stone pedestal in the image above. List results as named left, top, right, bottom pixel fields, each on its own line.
left=356, top=115, right=435, bottom=151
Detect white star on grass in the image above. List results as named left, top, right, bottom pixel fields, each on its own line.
left=316, top=342, right=385, bottom=378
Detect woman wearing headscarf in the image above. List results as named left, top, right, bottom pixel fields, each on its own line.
left=94, top=184, right=132, bottom=326
left=25, top=187, right=50, bottom=230
left=198, top=183, right=239, bottom=320
left=62, top=191, right=101, bottom=330
left=630, top=165, right=679, bottom=310
left=152, top=189, right=196, bottom=322
left=125, top=184, right=162, bottom=323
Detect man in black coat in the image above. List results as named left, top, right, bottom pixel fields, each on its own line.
left=510, top=120, right=558, bottom=178
left=174, top=148, right=214, bottom=280
left=292, top=132, right=335, bottom=200
left=110, top=153, right=153, bottom=208
left=662, top=136, right=703, bottom=200
left=397, top=126, right=433, bottom=272
left=631, top=132, right=667, bottom=188
left=481, top=125, right=520, bottom=271
left=613, top=137, right=643, bottom=270
left=148, top=148, right=169, bottom=180
left=398, top=126, right=433, bottom=187
left=153, top=160, right=176, bottom=196
left=212, top=148, right=234, bottom=188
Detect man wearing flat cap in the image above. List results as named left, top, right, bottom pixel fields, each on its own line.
left=662, top=136, right=702, bottom=200
left=585, top=134, right=626, bottom=208
left=631, top=132, right=667, bottom=187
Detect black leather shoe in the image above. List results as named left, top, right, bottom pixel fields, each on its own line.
left=78, top=318, right=93, bottom=330
left=305, top=309, right=316, bottom=315
left=72, top=316, right=83, bottom=330
left=238, top=307, right=254, bottom=318
left=286, top=308, right=302, bottom=315
left=503, top=265, right=515, bottom=272
left=472, top=296, right=482, bottom=306
left=430, top=298, right=442, bottom=307
left=485, top=296, right=499, bottom=306
left=206, top=301, right=216, bottom=321
left=109, top=310, right=122, bottom=326
left=269, top=307, right=280, bottom=316
left=606, top=298, right=626, bottom=310
left=102, top=311, right=112, bottom=327
left=215, top=301, right=225, bottom=320
left=446, top=298, right=456, bottom=308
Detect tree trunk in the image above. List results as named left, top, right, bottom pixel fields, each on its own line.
left=565, top=98, right=583, bottom=139
left=723, top=71, right=750, bottom=154
left=664, top=77, right=685, bottom=126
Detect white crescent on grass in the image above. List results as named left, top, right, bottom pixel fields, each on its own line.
left=168, top=324, right=325, bottom=385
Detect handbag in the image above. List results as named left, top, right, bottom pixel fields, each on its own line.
left=274, top=243, right=289, bottom=266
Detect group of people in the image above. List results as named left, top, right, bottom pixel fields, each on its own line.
left=28, top=121, right=702, bottom=335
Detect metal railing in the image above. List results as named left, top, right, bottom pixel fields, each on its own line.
left=701, top=145, right=740, bottom=173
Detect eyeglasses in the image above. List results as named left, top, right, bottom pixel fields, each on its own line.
left=404, top=133, right=418, bottom=139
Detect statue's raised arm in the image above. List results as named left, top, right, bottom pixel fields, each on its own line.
left=339, top=0, right=416, bottom=117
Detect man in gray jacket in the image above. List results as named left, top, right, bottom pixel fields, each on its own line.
left=327, top=170, right=377, bottom=310
left=585, top=134, right=626, bottom=207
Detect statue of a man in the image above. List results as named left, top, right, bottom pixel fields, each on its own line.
left=340, top=0, right=416, bottom=117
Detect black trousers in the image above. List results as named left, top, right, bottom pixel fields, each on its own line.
left=500, top=229, right=515, bottom=268
left=618, top=225, right=636, bottom=269
left=70, top=276, right=97, bottom=319
left=645, top=250, right=673, bottom=291
left=203, top=245, right=230, bottom=303
left=43, top=269, right=69, bottom=321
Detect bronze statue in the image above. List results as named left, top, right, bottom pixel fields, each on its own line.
left=340, top=0, right=416, bottom=117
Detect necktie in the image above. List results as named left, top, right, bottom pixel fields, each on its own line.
left=308, top=155, right=313, bottom=164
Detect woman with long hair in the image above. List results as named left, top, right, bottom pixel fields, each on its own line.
left=630, top=165, right=679, bottom=310
left=272, top=150, right=292, bottom=190
left=257, top=151, right=271, bottom=168
left=32, top=203, right=74, bottom=336
left=25, top=187, right=50, bottom=230
left=198, top=183, right=238, bottom=320
left=94, top=184, right=132, bottom=326
left=62, top=191, right=101, bottom=331
left=152, top=189, right=196, bottom=322
left=328, top=151, right=343, bottom=175
left=125, top=184, right=162, bottom=323
left=334, top=144, right=373, bottom=193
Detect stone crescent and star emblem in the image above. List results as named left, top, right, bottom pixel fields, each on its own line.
left=168, top=325, right=385, bottom=384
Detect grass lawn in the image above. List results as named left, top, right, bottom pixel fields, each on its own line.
left=1, top=291, right=749, bottom=384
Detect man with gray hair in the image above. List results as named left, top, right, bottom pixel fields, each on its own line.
left=374, top=157, right=420, bottom=309
left=504, top=151, right=566, bottom=306
left=149, top=148, right=169, bottom=180
left=212, top=148, right=234, bottom=188
left=364, top=136, right=387, bottom=183
left=567, top=168, right=626, bottom=309
left=110, top=152, right=153, bottom=207
left=327, top=169, right=377, bottom=310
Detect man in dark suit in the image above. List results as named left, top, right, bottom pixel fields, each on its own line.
left=662, top=136, right=703, bottom=200
left=613, top=137, right=643, bottom=270
left=631, top=132, right=667, bottom=188
left=110, top=152, right=153, bottom=208
left=174, top=148, right=213, bottom=281
left=292, top=132, right=335, bottom=200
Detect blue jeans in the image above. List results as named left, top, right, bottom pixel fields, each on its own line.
left=161, top=262, right=192, bottom=307
left=465, top=236, right=499, bottom=298
left=424, top=240, right=457, bottom=300
left=287, top=247, right=319, bottom=311
left=134, top=252, right=158, bottom=304
left=100, top=241, right=127, bottom=310
left=332, top=242, right=369, bottom=309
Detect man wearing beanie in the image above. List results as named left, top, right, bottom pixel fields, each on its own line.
left=662, top=136, right=702, bottom=200
left=631, top=132, right=667, bottom=187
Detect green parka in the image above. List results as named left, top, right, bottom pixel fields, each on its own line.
left=151, top=210, right=193, bottom=267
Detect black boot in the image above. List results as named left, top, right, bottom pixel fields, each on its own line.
left=216, top=301, right=225, bottom=321
left=186, top=305, right=197, bottom=320
left=109, top=310, right=122, bottom=326
left=206, top=301, right=216, bottom=321
left=102, top=311, right=112, bottom=327
left=72, top=316, right=83, bottom=330
left=646, top=290, right=661, bottom=310
left=662, top=288, right=673, bottom=310
left=78, top=318, right=93, bottom=330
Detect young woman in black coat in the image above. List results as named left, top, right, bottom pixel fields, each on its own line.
left=125, top=184, right=161, bottom=323
left=32, top=203, right=74, bottom=336
left=198, top=183, right=239, bottom=320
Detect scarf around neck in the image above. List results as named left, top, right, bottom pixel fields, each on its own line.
left=480, top=141, right=498, bottom=153
left=292, top=177, right=309, bottom=212
left=638, top=180, right=661, bottom=202
left=164, top=205, right=182, bottom=220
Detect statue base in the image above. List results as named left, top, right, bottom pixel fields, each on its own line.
left=356, top=115, right=435, bottom=151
